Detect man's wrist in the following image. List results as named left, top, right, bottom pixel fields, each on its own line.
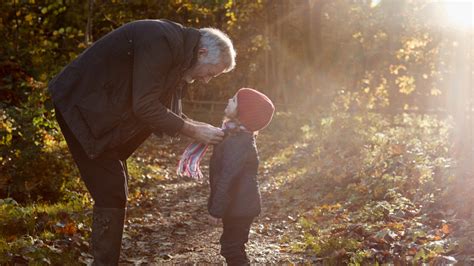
left=181, top=120, right=196, bottom=138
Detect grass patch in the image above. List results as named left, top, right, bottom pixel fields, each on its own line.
left=0, top=197, right=91, bottom=265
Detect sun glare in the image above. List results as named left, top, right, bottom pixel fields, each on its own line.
left=440, top=0, right=474, bottom=29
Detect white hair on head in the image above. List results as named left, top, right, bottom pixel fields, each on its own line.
left=198, top=27, right=236, bottom=72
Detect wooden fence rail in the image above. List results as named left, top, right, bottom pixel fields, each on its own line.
left=183, top=100, right=474, bottom=116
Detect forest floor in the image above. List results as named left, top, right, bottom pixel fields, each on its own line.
left=79, top=112, right=474, bottom=265
left=114, top=136, right=314, bottom=265
left=3, top=113, right=473, bottom=265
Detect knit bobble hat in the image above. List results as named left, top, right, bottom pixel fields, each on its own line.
left=236, top=88, right=275, bottom=132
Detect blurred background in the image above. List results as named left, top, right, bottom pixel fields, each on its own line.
left=0, top=0, right=473, bottom=264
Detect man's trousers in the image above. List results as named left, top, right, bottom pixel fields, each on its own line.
left=56, top=108, right=131, bottom=208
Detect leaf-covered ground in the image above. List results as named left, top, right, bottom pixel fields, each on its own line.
left=114, top=112, right=473, bottom=264
left=1, top=112, right=473, bottom=265
left=114, top=136, right=312, bottom=264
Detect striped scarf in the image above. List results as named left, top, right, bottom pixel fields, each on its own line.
left=176, top=121, right=247, bottom=180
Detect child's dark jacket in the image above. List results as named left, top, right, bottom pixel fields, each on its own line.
left=208, top=130, right=261, bottom=218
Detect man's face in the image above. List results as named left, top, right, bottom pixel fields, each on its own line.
left=184, top=61, right=226, bottom=84
left=183, top=49, right=227, bottom=84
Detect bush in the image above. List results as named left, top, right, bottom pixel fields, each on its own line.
left=272, top=111, right=459, bottom=263
left=0, top=62, right=78, bottom=203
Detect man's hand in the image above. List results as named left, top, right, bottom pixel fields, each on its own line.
left=181, top=120, right=224, bottom=145
left=208, top=215, right=221, bottom=226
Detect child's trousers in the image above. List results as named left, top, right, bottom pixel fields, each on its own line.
left=220, top=216, right=254, bottom=265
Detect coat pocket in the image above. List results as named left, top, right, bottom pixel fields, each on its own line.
left=76, top=90, right=122, bottom=139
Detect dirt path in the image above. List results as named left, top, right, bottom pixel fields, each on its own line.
left=118, top=137, right=311, bottom=264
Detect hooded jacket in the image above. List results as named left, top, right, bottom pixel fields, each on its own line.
left=48, top=19, right=200, bottom=159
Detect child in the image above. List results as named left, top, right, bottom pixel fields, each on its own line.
left=177, top=88, right=274, bottom=264
left=208, top=88, right=274, bottom=265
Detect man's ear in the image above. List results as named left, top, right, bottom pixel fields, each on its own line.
left=198, top=48, right=208, bottom=58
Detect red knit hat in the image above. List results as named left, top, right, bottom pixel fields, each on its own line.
left=236, top=88, right=275, bottom=132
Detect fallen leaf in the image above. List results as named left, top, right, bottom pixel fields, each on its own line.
left=441, top=224, right=451, bottom=234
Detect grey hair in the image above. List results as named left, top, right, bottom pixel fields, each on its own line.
left=198, top=28, right=236, bottom=72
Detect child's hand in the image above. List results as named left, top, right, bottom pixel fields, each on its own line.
left=208, top=215, right=221, bottom=226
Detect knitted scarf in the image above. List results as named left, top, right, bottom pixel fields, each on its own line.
left=176, top=121, right=247, bottom=180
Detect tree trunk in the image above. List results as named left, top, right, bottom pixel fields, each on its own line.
left=85, top=0, right=95, bottom=45
left=264, top=3, right=271, bottom=101
left=305, top=0, right=324, bottom=105
left=278, top=0, right=289, bottom=106
left=449, top=32, right=473, bottom=172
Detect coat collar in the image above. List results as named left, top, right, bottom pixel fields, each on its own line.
left=167, top=27, right=200, bottom=118
left=181, top=27, right=201, bottom=71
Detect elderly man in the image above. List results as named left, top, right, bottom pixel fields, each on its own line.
left=48, top=19, right=236, bottom=264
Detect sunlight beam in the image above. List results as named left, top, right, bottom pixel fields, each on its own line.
left=438, top=0, right=473, bottom=30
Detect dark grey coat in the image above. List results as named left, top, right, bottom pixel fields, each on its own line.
left=208, top=131, right=261, bottom=218
left=48, top=19, right=200, bottom=159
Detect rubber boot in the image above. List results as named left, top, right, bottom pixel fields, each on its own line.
left=91, top=206, right=126, bottom=266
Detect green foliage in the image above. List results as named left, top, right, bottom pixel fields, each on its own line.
left=0, top=67, right=78, bottom=202
left=1, top=1, right=87, bottom=81
left=0, top=0, right=85, bottom=203
left=263, top=111, right=458, bottom=263
left=0, top=197, right=90, bottom=265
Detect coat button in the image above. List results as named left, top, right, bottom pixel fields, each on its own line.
left=127, top=52, right=131, bottom=55
left=129, top=40, right=132, bottom=43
